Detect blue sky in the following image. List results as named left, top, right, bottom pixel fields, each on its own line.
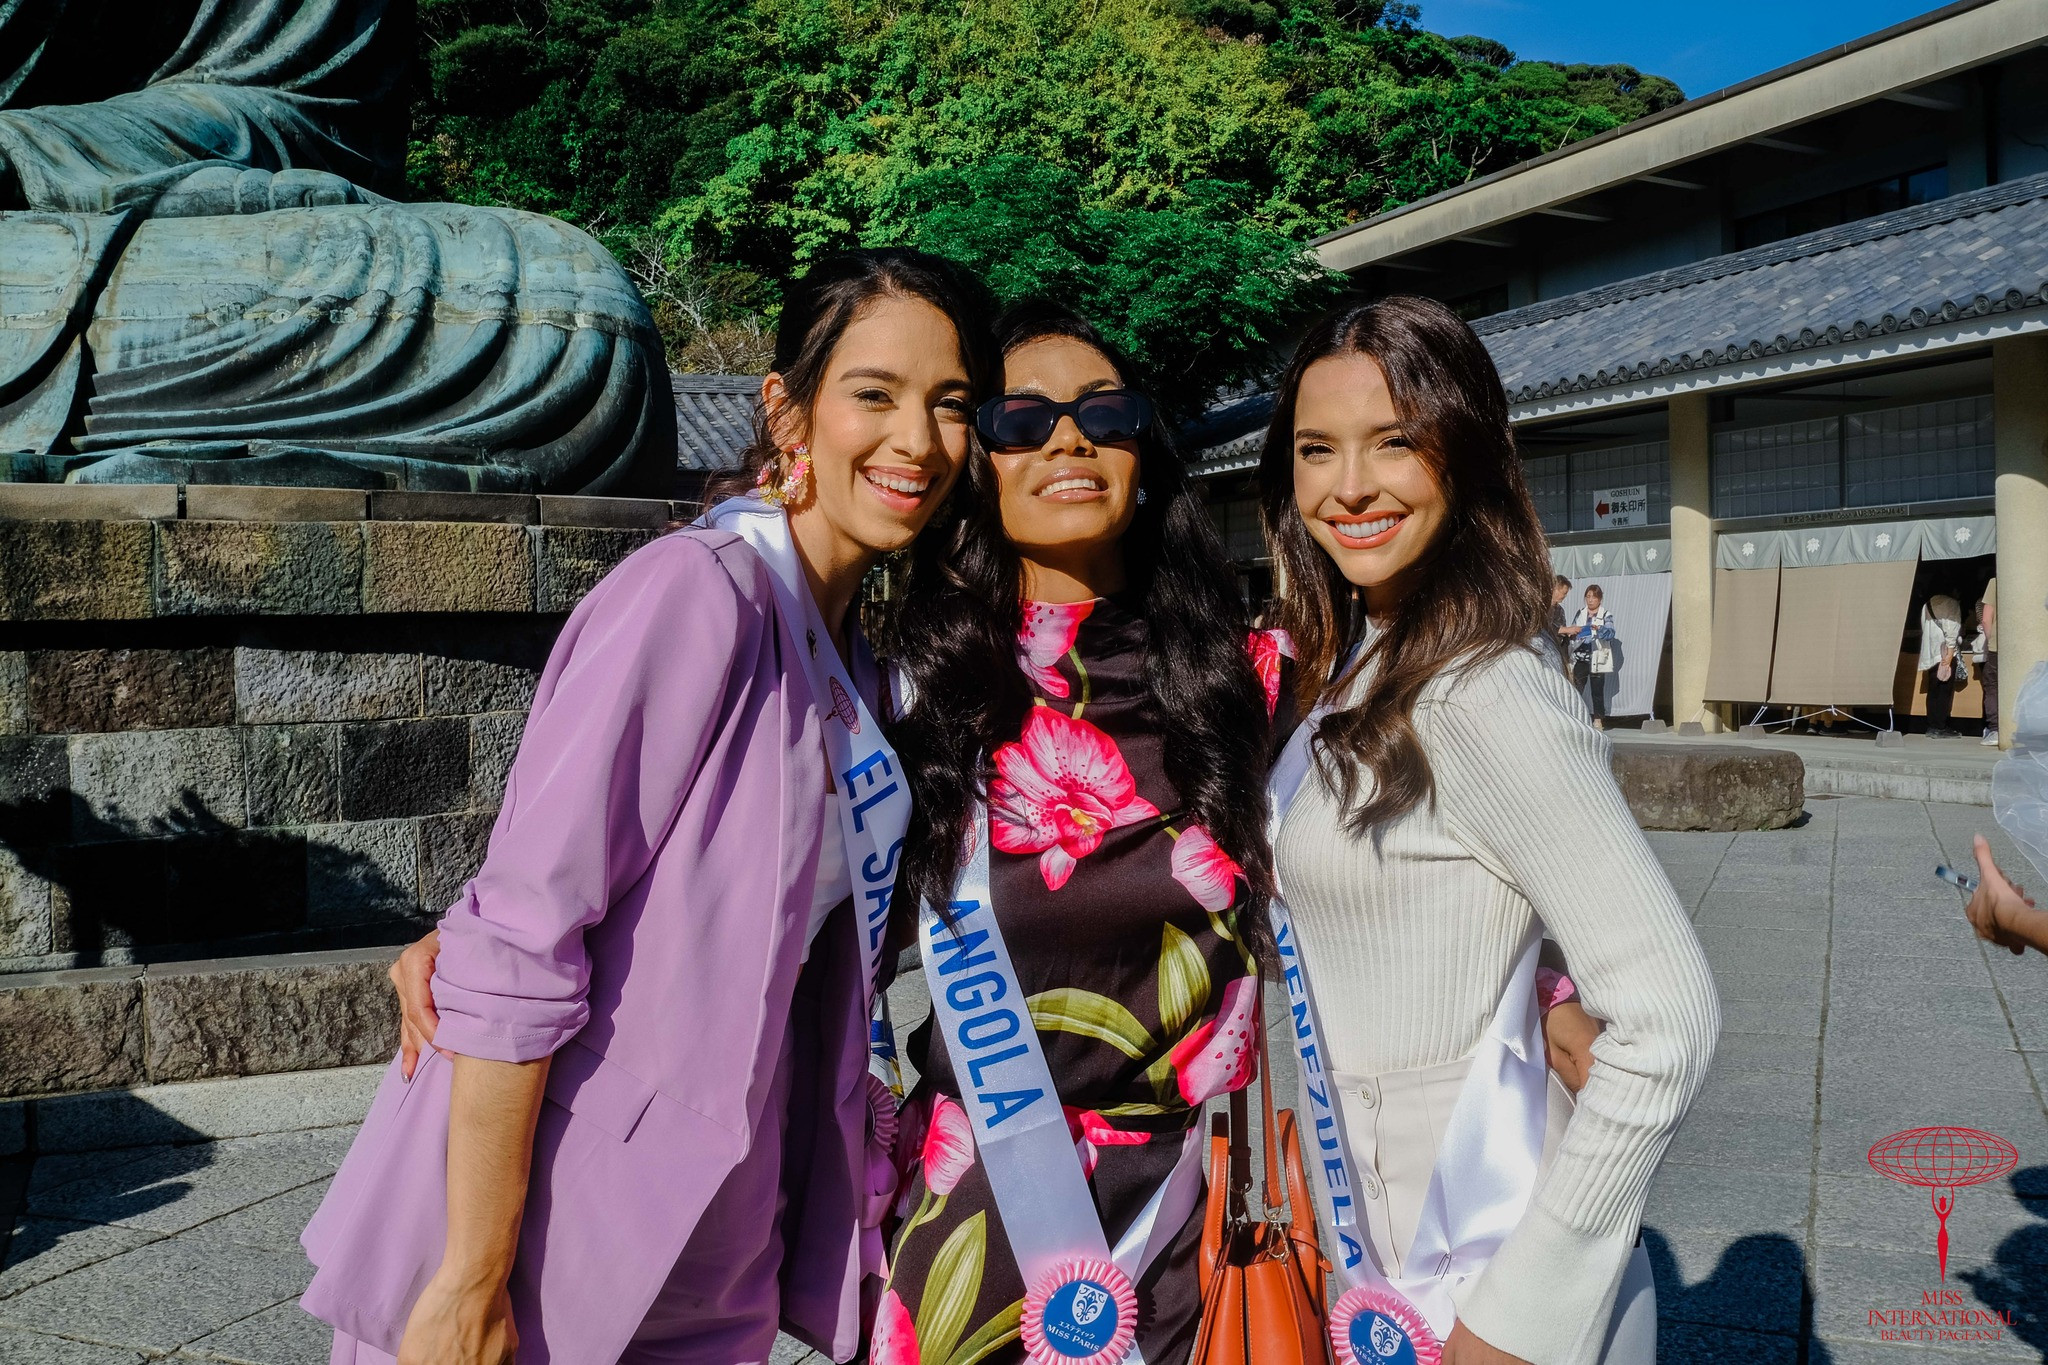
left=1412, top=2, right=1956, bottom=99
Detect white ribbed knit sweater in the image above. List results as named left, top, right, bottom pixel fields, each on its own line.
left=1274, top=643, right=1720, bottom=1365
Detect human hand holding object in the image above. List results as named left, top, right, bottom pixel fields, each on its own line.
left=1968, top=834, right=2048, bottom=956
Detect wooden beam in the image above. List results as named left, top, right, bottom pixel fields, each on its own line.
left=1535, top=203, right=1613, bottom=222
left=1884, top=81, right=1967, bottom=111
left=1750, top=134, right=1828, bottom=155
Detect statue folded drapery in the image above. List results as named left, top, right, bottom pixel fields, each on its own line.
left=0, top=0, right=407, bottom=213
left=0, top=0, right=675, bottom=495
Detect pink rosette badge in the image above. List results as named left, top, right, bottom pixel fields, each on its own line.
left=860, top=1075, right=902, bottom=1225
left=865, top=1074, right=900, bottom=1155
left=1020, top=1256, right=1137, bottom=1365
left=1329, top=1286, right=1440, bottom=1365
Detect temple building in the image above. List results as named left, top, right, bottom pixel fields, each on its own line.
left=1191, top=0, right=2048, bottom=741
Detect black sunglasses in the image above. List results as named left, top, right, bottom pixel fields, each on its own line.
left=975, top=389, right=1156, bottom=450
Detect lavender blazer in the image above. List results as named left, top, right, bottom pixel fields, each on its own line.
left=300, top=529, right=877, bottom=1364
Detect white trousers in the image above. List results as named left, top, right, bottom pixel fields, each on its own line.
left=1330, top=1055, right=1657, bottom=1364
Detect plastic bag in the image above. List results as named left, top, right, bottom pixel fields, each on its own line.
left=1992, top=662, right=2048, bottom=886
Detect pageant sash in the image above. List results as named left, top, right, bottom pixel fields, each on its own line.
left=1265, top=705, right=1550, bottom=1362
left=698, top=495, right=908, bottom=1020
left=918, top=805, right=1207, bottom=1365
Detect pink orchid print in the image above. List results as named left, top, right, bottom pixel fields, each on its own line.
left=920, top=1093, right=977, bottom=1196
left=870, top=1287, right=919, bottom=1365
left=990, top=706, right=1161, bottom=891
left=1170, top=824, right=1244, bottom=912
left=1064, top=1105, right=1151, bottom=1178
left=1017, top=599, right=1094, bottom=698
left=1167, top=974, right=1260, bottom=1105
left=1246, top=628, right=1291, bottom=718
left=893, top=1090, right=932, bottom=1182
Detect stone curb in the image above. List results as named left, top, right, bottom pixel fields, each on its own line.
left=1801, top=766, right=1993, bottom=805
left=0, top=484, right=179, bottom=522
left=0, top=947, right=400, bottom=1100
left=0, top=1063, right=385, bottom=1155
left=0, top=513, right=670, bottom=620
left=0, top=483, right=689, bottom=527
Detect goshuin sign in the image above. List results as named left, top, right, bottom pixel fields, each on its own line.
left=1591, top=485, right=1648, bottom=530
left=1868, top=1127, right=2019, bottom=1278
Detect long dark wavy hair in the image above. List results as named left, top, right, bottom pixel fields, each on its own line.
left=704, top=249, right=1001, bottom=504
left=887, top=299, right=1276, bottom=960
left=1259, top=295, right=1551, bottom=832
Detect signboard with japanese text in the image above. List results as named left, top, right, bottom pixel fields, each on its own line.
left=1592, top=485, right=1648, bottom=530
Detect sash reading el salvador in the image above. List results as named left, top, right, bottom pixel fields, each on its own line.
left=699, top=496, right=908, bottom=1046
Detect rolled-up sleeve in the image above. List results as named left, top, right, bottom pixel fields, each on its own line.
left=430, top=533, right=758, bottom=1062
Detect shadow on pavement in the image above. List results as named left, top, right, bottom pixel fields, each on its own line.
left=1957, top=1165, right=2048, bottom=1359
left=0, top=1108, right=211, bottom=1277
left=1644, top=1226, right=1832, bottom=1363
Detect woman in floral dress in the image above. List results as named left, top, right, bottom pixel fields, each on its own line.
left=877, top=301, right=1284, bottom=1365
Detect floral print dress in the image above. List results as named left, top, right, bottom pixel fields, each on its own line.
left=876, top=597, right=1286, bottom=1365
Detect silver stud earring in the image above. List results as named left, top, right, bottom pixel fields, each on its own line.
left=1135, top=488, right=1149, bottom=505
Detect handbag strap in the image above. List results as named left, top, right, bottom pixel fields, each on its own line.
left=1221, top=974, right=1299, bottom=1223
left=1227, top=1073, right=1252, bottom=1223
left=1256, top=976, right=1287, bottom=1218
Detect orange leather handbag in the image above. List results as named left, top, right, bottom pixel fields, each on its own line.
left=1189, top=978, right=1333, bottom=1365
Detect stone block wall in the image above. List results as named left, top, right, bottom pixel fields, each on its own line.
left=0, top=948, right=402, bottom=1099
left=0, top=488, right=679, bottom=975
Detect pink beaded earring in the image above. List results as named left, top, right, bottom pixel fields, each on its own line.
left=755, top=444, right=812, bottom=506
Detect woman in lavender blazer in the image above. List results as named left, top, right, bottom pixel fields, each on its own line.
left=299, top=251, right=1000, bottom=1365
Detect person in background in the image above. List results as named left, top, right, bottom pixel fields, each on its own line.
left=1569, top=583, right=1619, bottom=730
left=1550, top=574, right=1575, bottom=674
left=1964, top=836, right=2048, bottom=955
left=1979, top=579, right=1999, bottom=746
left=1920, top=594, right=1965, bottom=740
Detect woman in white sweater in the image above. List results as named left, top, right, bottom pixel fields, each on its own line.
left=1255, top=296, right=1720, bottom=1365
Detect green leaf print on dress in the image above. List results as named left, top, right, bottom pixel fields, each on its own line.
left=1027, top=988, right=1154, bottom=1058
left=917, top=1212, right=988, bottom=1365
left=1156, top=921, right=1211, bottom=1036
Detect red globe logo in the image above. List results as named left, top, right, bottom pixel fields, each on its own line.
left=1867, top=1127, right=2019, bottom=1279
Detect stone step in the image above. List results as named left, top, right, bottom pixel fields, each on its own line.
left=1, top=1062, right=385, bottom=1155
left=0, top=946, right=399, bottom=1101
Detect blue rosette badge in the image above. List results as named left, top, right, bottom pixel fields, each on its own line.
left=1328, top=1286, right=1441, bottom=1365
left=1020, top=1256, right=1138, bottom=1365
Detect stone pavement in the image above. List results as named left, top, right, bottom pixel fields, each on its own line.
left=0, top=796, right=2043, bottom=1363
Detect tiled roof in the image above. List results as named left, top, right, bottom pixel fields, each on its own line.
left=1179, top=391, right=1275, bottom=476
left=1475, top=171, right=2048, bottom=407
left=672, top=374, right=761, bottom=472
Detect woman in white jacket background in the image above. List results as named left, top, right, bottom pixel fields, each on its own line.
left=1920, top=593, right=1966, bottom=739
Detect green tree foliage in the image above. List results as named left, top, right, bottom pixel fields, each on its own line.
left=409, top=0, right=1681, bottom=407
